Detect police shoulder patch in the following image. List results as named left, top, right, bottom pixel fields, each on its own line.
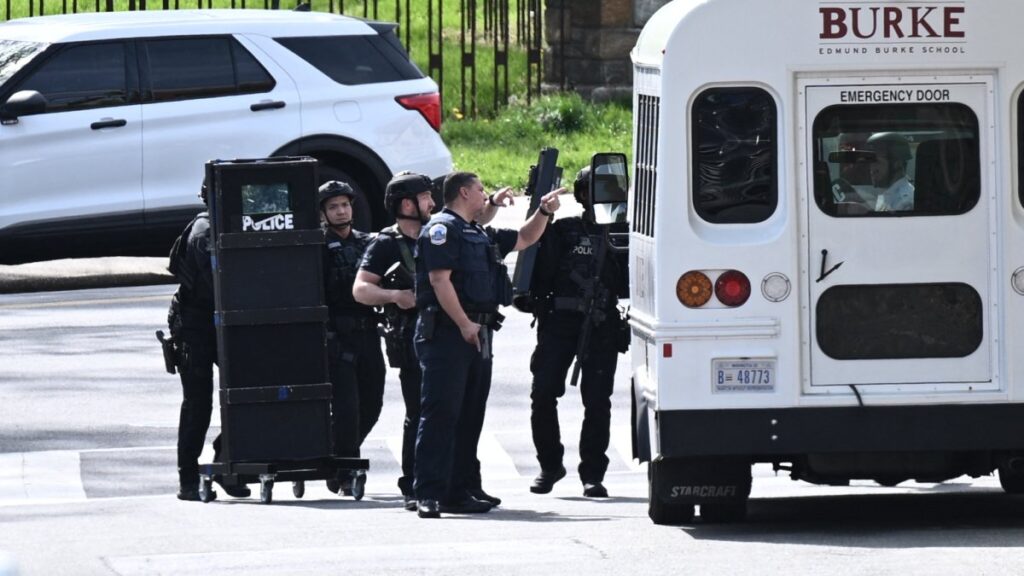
left=429, top=223, right=448, bottom=245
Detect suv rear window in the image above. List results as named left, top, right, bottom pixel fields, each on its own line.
left=276, top=33, right=423, bottom=85
left=0, top=39, right=49, bottom=87
left=145, top=37, right=275, bottom=102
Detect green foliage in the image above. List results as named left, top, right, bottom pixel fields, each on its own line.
left=444, top=93, right=633, bottom=190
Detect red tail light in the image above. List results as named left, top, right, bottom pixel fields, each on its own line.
left=396, top=92, right=442, bottom=132
left=715, top=270, right=751, bottom=307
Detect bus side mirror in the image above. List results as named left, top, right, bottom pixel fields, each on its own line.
left=0, top=90, right=47, bottom=125
left=589, top=152, right=629, bottom=226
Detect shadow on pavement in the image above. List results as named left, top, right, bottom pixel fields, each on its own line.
left=677, top=491, right=1024, bottom=548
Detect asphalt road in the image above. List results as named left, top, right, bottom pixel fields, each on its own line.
left=3, top=285, right=1024, bottom=575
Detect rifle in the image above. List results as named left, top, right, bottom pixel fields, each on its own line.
left=569, top=229, right=613, bottom=387
left=511, top=147, right=561, bottom=313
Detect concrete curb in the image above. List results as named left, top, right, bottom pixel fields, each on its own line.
left=0, top=257, right=175, bottom=295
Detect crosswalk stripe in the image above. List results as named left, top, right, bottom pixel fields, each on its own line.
left=610, top=425, right=644, bottom=472
left=475, top=432, right=521, bottom=480
left=0, top=451, right=87, bottom=505
left=384, top=436, right=404, bottom=469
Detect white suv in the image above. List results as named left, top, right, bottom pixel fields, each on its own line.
left=0, top=9, right=451, bottom=263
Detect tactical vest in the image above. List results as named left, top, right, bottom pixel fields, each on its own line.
left=168, top=213, right=214, bottom=316
left=550, top=218, right=621, bottom=313
left=324, top=229, right=375, bottom=317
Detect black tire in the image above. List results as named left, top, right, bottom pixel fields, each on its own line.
left=874, top=477, right=904, bottom=487
left=999, top=465, right=1024, bottom=494
left=648, top=496, right=695, bottom=525
left=292, top=481, right=305, bottom=499
left=319, top=166, right=373, bottom=233
left=647, top=463, right=695, bottom=525
left=199, top=478, right=215, bottom=503
left=700, top=500, right=747, bottom=523
left=260, top=481, right=274, bottom=505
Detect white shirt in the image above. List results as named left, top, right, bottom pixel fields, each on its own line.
left=873, top=177, right=915, bottom=212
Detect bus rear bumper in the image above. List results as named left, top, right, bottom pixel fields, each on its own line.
left=656, top=404, right=1024, bottom=459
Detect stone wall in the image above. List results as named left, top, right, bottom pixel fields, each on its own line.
left=544, top=0, right=671, bottom=101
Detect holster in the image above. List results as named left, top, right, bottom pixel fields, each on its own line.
left=155, top=330, right=179, bottom=375
left=381, top=314, right=412, bottom=368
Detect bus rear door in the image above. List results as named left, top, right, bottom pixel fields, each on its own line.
left=800, top=78, right=996, bottom=392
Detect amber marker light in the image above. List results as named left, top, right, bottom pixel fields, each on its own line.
left=677, top=271, right=713, bottom=308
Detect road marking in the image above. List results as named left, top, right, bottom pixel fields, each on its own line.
left=611, top=424, right=644, bottom=471
left=476, top=432, right=521, bottom=480
left=0, top=294, right=170, bottom=310
left=384, top=435, right=404, bottom=468
left=0, top=451, right=87, bottom=506
left=106, top=538, right=604, bottom=575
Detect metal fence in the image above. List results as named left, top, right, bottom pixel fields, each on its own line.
left=2, top=0, right=561, bottom=118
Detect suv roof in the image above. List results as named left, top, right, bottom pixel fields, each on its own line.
left=0, top=9, right=375, bottom=43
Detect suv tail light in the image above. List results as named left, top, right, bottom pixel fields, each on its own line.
left=715, top=270, right=751, bottom=307
left=396, top=92, right=442, bottom=132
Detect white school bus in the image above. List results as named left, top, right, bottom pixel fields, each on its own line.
left=625, top=0, right=1024, bottom=524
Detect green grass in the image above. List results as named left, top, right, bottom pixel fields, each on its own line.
left=1, top=0, right=533, bottom=119
left=444, top=92, right=633, bottom=191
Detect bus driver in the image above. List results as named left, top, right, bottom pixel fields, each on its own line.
left=865, top=132, right=915, bottom=212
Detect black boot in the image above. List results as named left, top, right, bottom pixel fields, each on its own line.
left=467, top=488, right=502, bottom=506
left=582, top=482, right=608, bottom=498
left=529, top=465, right=567, bottom=494
left=417, top=499, right=440, bottom=518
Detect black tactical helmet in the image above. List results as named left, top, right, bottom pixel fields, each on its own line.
left=573, top=166, right=592, bottom=204
left=317, top=180, right=355, bottom=207
left=384, top=172, right=433, bottom=214
left=199, top=176, right=209, bottom=204
left=866, top=132, right=913, bottom=162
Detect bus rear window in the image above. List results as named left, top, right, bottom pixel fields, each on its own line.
left=813, top=103, right=979, bottom=217
left=691, top=87, right=778, bottom=224
left=1018, top=91, right=1024, bottom=208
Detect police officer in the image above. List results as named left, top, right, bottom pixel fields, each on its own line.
left=320, top=180, right=386, bottom=496
left=413, top=171, right=562, bottom=518
left=168, top=178, right=250, bottom=501
left=352, top=172, right=436, bottom=511
left=526, top=166, right=629, bottom=498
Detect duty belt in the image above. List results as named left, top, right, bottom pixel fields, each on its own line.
left=438, top=310, right=503, bottom=330
left=332, top=315, right=379, bottom=332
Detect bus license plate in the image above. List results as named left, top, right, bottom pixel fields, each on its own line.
left=713, top=359, right=776, bottom=393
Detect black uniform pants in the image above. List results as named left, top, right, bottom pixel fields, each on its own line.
left=530, top=314, right=619, bottom=484
left=413, top=320, right=492, bottom=502
left=328, top=326, right=386, bottom=459
left=176, top=326, right=219, bottom=486
left=397, top=327, right=422, bottom=496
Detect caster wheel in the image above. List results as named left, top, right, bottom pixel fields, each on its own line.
left=199, top=477, right=215, bottom=503
left=293, top=481, right=305, bottom=499
left=351, top=470, right=366, bottom=501
left=260, top=481, right=274, bottom=504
